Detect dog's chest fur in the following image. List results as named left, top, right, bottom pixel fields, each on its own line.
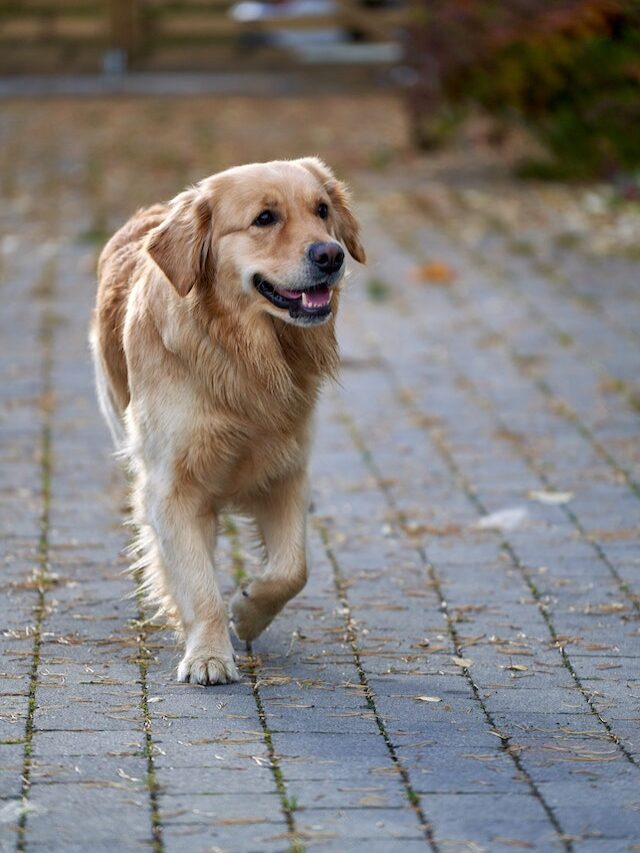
left=176, top=404, right=312, bottom=503
left=134, top=297, right=336, bottom=507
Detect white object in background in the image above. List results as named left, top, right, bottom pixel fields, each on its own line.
left=474, top=507, right=529, bottom=532
left=230, top=0, right=336, bottom=22
left=528, top=490, right=574, bottom=505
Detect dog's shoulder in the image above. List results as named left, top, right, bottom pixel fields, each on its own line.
left=98, top=204, right=167, bottom=282
left=94, top=205, right=169, bottom=412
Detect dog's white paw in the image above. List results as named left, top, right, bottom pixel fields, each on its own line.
left=230, top=589, right=275, bottom=643
left=177, top=652, right=240, bottom=685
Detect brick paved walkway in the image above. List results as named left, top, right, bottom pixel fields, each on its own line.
left=1, top=99, right=639, bottom=853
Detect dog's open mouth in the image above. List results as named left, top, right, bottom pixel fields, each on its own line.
left=253, top=275, right=333, bottom=322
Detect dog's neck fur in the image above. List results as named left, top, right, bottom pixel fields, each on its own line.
left=276, top=314, right=340, bottom=384
left=181, top=282, right=339, bottom=426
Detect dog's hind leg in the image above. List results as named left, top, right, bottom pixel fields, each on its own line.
left=231, top=470, right=309, bottom=642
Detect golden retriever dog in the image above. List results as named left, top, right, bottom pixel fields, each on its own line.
left=90, top=158, right=365, bottom=685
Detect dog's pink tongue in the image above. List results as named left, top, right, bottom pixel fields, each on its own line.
left=277, top=287, right=302, bottom=300
left=302, top=286, right=331, bottom=309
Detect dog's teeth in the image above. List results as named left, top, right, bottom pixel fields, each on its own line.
left=302, top=286, right=331, bottom=308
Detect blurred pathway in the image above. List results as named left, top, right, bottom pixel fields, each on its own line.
left=1, top=99, right=639, bottom=853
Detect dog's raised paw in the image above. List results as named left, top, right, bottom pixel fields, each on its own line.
left=230, top=588, right=274, bottom=642
left=177, top=653, right=240, bottom=686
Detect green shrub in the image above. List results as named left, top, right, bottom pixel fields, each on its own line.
left=405, top=1, right=640, bottom=178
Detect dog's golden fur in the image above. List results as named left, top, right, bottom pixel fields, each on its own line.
left=90, top=158, right=364, bottom=684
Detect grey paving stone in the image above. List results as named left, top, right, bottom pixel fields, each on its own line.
left=3, top=101, right=640, bottom=853
left=296, top=807, right=426, bottom=842
left=310, top=841, right=430, bottom=853
left=537, top=778, right=640, bottom=839
left=421, top=792, right=559, bottom=851
left=24, top=782, right=151, bottom=850
left=160, top=791, right=282, bottom=825
left=159, top=825, right=292, bottom=853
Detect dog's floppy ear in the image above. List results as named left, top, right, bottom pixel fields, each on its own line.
left=146, top=187, right=214, bottom=297
left=298, top=157, right=366, bottom=264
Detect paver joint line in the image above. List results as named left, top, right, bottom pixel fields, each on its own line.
left=444, top=241, right=640, bottom=505
left=393, top=318, right=640, bottom=769
left=380, top=314, right=640, bottom=772
left=337, top=407, right=575, bottom=853
left=3, top=98, right=640, bottom=853
left=448, top=367, right=640, bottom=619
left=227, top=520, right=305, bottom=853
left=16, top=259, right=55, bottom=853
left=349, top=210, right=640, bottom=776
left=314, top=519, right=439, bottom=852
left=133, top=612, right=164, bottom=853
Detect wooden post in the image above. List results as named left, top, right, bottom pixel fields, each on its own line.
left=107, top=0, right=142, bottom=69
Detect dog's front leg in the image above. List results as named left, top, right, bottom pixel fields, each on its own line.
left=231, top=470, right=309, bottom=642
left=145, top=487, right=239, bottom=685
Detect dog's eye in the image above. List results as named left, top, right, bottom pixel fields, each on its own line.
left=317, top=203, right=329, bottom=220
left=253, top=210, right=277, bottom=227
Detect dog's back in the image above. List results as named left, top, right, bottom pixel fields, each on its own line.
left=90, top=204, right=166, bottom=445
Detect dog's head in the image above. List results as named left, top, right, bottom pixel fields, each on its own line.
left=145, top=158, right=365, bottom=327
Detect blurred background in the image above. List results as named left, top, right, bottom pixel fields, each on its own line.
left=2, top=1, right=640, bottom=252
left=2, top=7, right=640, bottom=849
left=2, top=1, right=640, bottom=205
left=0, top=2, right=638, bottom=241
left=1, top=0, right=640, bottom=343
left=1, top=1, right=640, bottom=183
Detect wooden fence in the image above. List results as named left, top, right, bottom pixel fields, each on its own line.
left=0, top=0, right=406, bottom=74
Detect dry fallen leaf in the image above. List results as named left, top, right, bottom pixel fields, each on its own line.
left=496, top=647, right=532, bottom=656
left=117, top=768, right=141, bottom=783
left=493, top=837, right=534, bottom=849
left=452, top=656, right=473, bottom=668
left=403, top=522, right=462, bottom=537
left=415, top=695, right=442, bottom=703
left=583, top=602, right=626, bottom=614
left=358, top=794, right=388, bottom=807
left=587, top=527, right=640, bottom=541
left=528, top=490, right=574, bottom=505
left=505, top=664, right=529, bottom=672
left=415, top=260, right=457, bottom=285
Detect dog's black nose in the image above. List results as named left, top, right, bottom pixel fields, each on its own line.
left=308, top=242, right=344, bottom=275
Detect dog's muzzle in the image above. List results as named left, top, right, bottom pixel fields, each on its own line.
left=253, top=275, right=336, bottom=323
